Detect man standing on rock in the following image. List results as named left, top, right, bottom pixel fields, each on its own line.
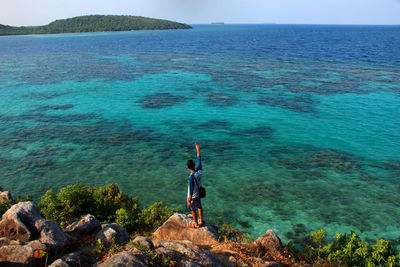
left=187, top=143, right=204, bottom=228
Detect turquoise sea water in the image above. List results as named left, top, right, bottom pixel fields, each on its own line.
left=0, top=25, right=399, bottom=245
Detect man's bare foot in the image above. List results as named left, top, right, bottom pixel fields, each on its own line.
left=199, top=221, right=205, bottom=227
left=190, top=222, right=199, bottom=228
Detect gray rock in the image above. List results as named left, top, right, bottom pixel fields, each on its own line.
left=35, top=219, right=71, bottom=253
left=0, top=201, right=71, bottom=255
left=95, top=223, right=129, bottom=246
left=155, top=240, right=225, bottom=267
left=0, top=237, right=22, bottom=246
left=154, top=247, right=201, bottom=267
left=155, top=246, right=181, bottom=259
left=253, top=230, right=283, bottom=252
left=48, top=251, right=97, bottom=267
left=65, top=214, right=101, bottom=235
left=0, top=201, right=41, bottom=242
left=132, top=236, right=154, bottom=250
left=0, top=244, right=35, bottom=266
left=153, top=213, right=219, bottom=246
left=97, top=250, right=151, bottom=267
left=27, top=240, right=47, bottom=251
left=209, top=249, right=238, bottom=267
left=263, top=261, right=285, bottom=267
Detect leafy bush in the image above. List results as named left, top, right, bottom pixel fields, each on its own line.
left=0, top=197, right=12, bottom=217
left=39, top=183, right=173, bottom=233
left=115, top=208, right=139, bottom=232
left=139, top=201, right=174, bottom=233
left=40, top=184, right=96, bottom=227
left=303, top=229, right=400, bottom=266
left=0, top=194, right=33, bottom=217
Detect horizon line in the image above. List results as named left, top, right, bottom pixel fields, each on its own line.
left=190, top=22, right=400, bottom=26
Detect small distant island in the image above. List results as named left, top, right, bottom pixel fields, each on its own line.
left=0, top=15, right=192, bottom=36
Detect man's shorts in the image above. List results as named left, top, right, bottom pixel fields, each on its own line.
left=189, top=197, right=202, bottom=212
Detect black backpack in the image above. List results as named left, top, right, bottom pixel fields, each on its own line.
left=194, top=176, right=206, bottom=198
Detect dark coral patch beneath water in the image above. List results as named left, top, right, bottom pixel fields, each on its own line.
left=273, top=146, right=361, bottom=173
left=138, top=93, right=187, bottom=109
left=195, top=120, right=233, bottom=130
left=31, top=104, right=74, bottom=112
left=0, top=113, right=101, bottom=123
left=1, top=121, right=159, bottom=147
left=204, top=91, right=238, bottom=107
left=12, top=55, right=140, bottom=85
left=256, top=95, right=317, bottom=113
left=179, top=139, right=239, bottom=156
left=230, top=126, right=274, bottom=139
left=21, top=91, right=70, bottom=101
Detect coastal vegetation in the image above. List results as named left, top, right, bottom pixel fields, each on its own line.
left=1, top=183, right=399, bottom=266
left=38, top=183, right=174, bottom=234
left=0, top=15, right=192, bottom=35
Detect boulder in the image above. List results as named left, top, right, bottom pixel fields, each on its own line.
left=155, top=246, right=182, bottom=260
left=27, top=240, right=47, bottom=251
left=154, top=239, right=225, bottom=267
left=132, top=236, right=154, bottom=250
left=253, top=230, right=283, bottom=252
left=209, top=249, right=238, bottom=267
left=263, top=261, right=285, bottom=267
left=95, top=223, right=129, bottom=246
left=0, top=245, right=35, bottom=266
left=97, top=250, right=151, bottom=267
left=65, top=214, right=101, bottom=235
left=35, top=219, right=71, bottom=253
left=0, top=237, right=22, bottom=246
left=154, top=247, right=200, bottom=266
left=0, top=201, right=41, bottom=242
left=0, top=201, right=71, bottom=254
left=48, top=251, right=97, bottom=267
left=154, top=239, right=201, bottom=251
left=153, top=213, right=219, bottom=246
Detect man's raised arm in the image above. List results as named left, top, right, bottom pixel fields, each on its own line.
left=195, top=143, right=202, bottom=171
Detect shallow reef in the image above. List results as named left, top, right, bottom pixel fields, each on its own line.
left=30, top=104, right=74, bottom=112
left=195, top=120, right=233, bottom=130
left=229, top=126, right=274, bottom=139
left=138, top=92, right=187, bottom=109
left=256, top=94, right=317, bottom=113
left=272, top=146, right=361, bottom=173
left=203, top=91, right=239, bottom=107
left=0, top=113, right=101, bottom=123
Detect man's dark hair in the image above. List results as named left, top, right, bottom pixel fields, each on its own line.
left=187, top=159, right=195, bottom=170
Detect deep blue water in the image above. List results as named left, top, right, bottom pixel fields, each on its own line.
left=0, top=25, right=399, bottom=245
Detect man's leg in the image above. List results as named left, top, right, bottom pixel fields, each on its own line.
left=191, top=211, right=199, bottom=227
left=198, top=208, right=204, bottom=226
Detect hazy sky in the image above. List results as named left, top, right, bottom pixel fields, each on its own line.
left=1, top=0, right=400, bottom=26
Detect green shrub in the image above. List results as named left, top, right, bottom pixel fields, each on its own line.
left=92, top=183, right=140, bottom=224
left=370, top=239, right=399, bottom=266
left=39, top=183, right=94, bottom=227
left=38, top=183, right=172, bottom=233
left=0, top=197, right=12, bottom=217
left=302, top=229, right=400, bottom=266
left=115, top=208, right=139, bottom=232
left=139, top=201, right=174, bottom=233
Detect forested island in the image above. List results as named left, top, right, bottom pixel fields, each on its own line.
left=0, top=15, right=192, bottom=36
